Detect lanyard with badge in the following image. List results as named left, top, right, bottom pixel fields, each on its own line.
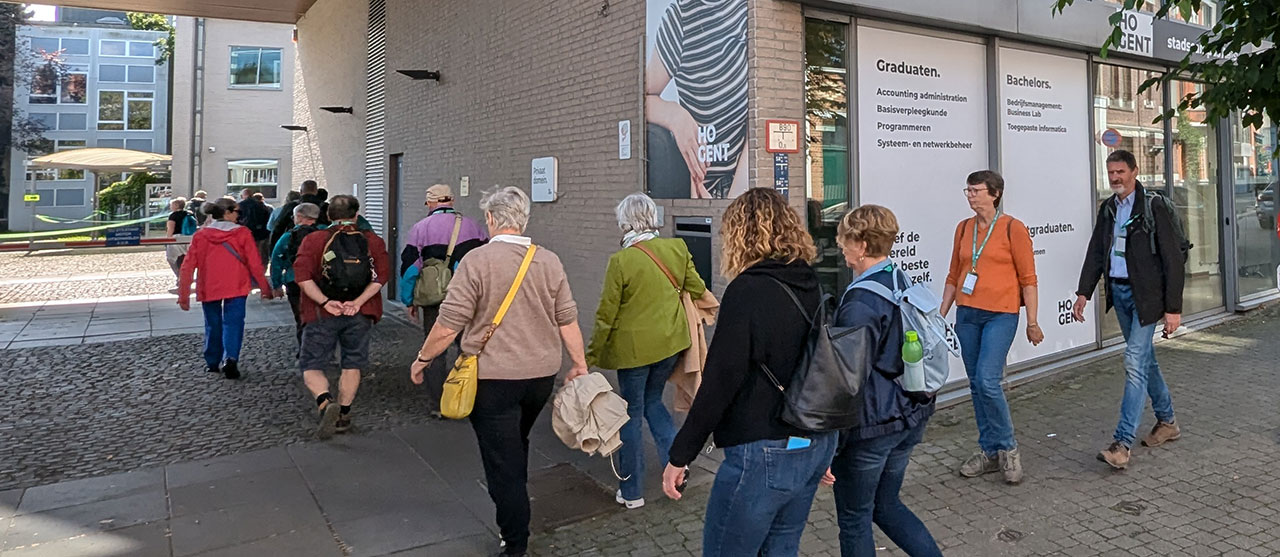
left=961, top=213, right=1000, bottom=295
left=1113, top=214, right=1136, bottom=259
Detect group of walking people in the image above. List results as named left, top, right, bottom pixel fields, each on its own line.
left=169, top=146, right=1186, bottom=557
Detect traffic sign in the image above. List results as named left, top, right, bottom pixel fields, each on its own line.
left=23, top=193, right=39, bottom=202
left=1101, top=128, right=1122, bottom=148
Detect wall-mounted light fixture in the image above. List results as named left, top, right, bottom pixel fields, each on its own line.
left=396, top=69, right=441, bottom=81
left=319, top=106, right=354, bottom=114
left=281, top=124, right=308, bottom=131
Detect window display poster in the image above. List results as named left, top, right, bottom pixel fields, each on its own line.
left=856, top=26, right=989, bottom=385
left=645, top=0, right=749, bottom=199
left=998, top=47, right=1097, bottom=365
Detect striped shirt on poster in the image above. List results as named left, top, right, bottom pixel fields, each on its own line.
left=655, top=0, right=749, bottom=199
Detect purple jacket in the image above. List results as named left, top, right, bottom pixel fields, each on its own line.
left=400, top=206, right=488, bottom=277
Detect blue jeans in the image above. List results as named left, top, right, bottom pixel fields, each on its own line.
left=955, top=306, right=1019, bottom=454
left=1110, top=282, right=1175, bottom=447
left=616, top=354, right=679, bottom=501
left=831, top=421, right=942, bottom=557
left=702, top=431, right=837, bottom=556
left=202, top=296, right=246, bottom=367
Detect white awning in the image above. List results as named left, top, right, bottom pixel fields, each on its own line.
left=29, top=148, right=172, bottom=172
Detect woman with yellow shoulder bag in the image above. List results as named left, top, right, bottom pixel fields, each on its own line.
left=409, top=186, right=588, bottom=557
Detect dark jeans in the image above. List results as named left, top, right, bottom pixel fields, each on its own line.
left=285, top=282, right=303, bottom=349
left=420, top=304, right=460, bottom=412
left=702, top=431, right=838, bottom=556
left=469, top=375, right=556, bottom=554
left=201, top=296, right=246, bottom=368
left=955, top=305, right=1019, bottom=455
left=831, top=421, right=942, bottom=557
left=616, top=354, right=680, bottom=501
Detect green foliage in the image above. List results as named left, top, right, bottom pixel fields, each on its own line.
left=98, top=173, right=158, bottom=216
left=1053, top=0, right=1280, bottom=133
left=126, top=13, right=174, bottom=64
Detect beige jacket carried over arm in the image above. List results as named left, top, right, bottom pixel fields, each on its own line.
left=552, top=372, right=629, bottom=457
left=671, top=288, right=720, bottom=413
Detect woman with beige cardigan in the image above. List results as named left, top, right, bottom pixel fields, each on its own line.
left=587, top=193, right=710, bottom=510
left=410, top=186, right=588, bottom=557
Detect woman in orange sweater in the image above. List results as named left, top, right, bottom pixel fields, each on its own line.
left=941, top=170, right=1043, bottom=485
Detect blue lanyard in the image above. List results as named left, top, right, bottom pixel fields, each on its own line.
left=970, top=212, right=1002, bottom=269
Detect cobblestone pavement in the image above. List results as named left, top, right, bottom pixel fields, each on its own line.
left=0, top=249, right=169, bottom=280
left=0, top=319, right=434, bottom=491
left=532, top=303, right=1280, bottom=557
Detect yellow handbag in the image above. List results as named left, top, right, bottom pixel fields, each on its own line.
left=440, top=245, right=538, bottom=419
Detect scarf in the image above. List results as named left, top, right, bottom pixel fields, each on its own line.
left=622, top=230, right=658, bottom=248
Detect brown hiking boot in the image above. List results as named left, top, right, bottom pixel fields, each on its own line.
left=1096, top=441, right=1130, bottom=470
left=1141, top=421, right=1180, bottom=447
left=959, top=451, right=1000, bottom=478
left=999, top=449, right=1023, bottom=485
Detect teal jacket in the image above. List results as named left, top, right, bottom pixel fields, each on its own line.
left=586, top=238, right=707, bottom=370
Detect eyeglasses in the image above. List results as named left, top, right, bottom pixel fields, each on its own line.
left=962, top=187, right=987, bottom=197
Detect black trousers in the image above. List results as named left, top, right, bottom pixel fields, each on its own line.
left=469, top=375, right=555, bottom=553
left=420, top=304, right=459, bottom=412
left=285, top=282, right=303, bottom=349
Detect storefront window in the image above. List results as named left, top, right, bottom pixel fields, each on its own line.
left=1169, top=80, right=1223, bottom=317
left=804, top=18, right=850, bottom=296
left=1094, top=64, right=1166, bottom=338
left=1231, top=113, right=1279, bottom=299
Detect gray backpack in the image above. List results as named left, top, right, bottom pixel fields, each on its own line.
left=848, top=265, right=959, bottom=393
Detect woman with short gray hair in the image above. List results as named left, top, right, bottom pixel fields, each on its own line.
left=587, top=192, right=708, bottom=509
left=479, top=186, right=531, bottom=233
left=411, top=185, right=588, bottom=557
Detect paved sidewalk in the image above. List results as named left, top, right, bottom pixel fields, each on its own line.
left=0, top=292, right=295, bottom=349
left=1, top=301, right=1276, bottom=556
left=0, top=426, right=632, bottom=557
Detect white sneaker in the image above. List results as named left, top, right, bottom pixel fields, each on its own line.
left=615, top=490, right=645, bottom=509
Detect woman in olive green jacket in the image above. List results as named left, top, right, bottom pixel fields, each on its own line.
left=588, top=193, right=707, bottom=509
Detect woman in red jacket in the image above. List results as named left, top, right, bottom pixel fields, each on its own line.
left=179, top=197, right=272, bottom=379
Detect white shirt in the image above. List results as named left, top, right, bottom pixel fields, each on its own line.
left=490, top=234, right=531, bottom=246
left=1110, top=192, right=1136, bottom=279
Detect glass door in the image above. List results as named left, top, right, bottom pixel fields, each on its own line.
left=1170, top=81, right=1225, bottom=317
left=804, top=17, right=852, bottom=297
left=1230, top=113, right=1280, bottom=300
left=1093, top=64, right=1166, bottom=340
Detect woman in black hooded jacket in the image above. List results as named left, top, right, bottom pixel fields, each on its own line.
left=661, top=188, right=836, bottom=556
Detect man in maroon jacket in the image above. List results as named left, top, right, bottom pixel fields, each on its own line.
left=294, top=194, right=391, bottom=439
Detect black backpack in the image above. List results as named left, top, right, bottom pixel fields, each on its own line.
left=1140, top=190, right=1193, bottom=263
left=757, top=277, right=870, bottom=432
left=284, top=224, right=319, bottom=265
left=318, top=228, right=374, bottom=302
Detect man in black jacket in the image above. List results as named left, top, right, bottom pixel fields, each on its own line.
left=1073, top=149, right=1184, bottom=470
left=237, top=188, right=273, bottom=264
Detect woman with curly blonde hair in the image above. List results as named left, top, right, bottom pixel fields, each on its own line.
left=662, top=187, right=835, bottom=556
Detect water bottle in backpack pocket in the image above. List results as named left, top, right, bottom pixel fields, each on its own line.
left=849, top=266, right=960, bottom=394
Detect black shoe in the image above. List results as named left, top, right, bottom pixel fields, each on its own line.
left=335, top=415, right=352, bottom=434
left=206, top=364, right=220, bottom=374
left=222, top=359, right=241, bottom=380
